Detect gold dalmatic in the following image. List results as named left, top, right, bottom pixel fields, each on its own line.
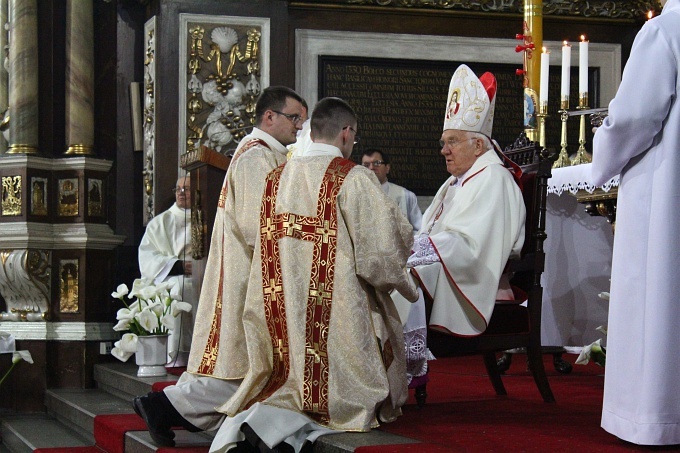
left=248, top=157, right=355, bottom=423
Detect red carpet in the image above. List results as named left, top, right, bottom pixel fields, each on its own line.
left=152, top=380, right=178, bottom=392
left=34, top=448, right=103, bottom=453
left=93, top=414, right=148, bottom=453
left=358, top=355, right=680, bottom=452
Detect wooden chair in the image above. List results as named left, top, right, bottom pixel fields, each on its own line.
left=412, top=135, right=558, bottom=406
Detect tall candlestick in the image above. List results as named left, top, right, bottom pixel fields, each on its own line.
left=561, top=41, right=571, bottom=105
left=579, top=35, right=589, bottom=95
left=540, top=47, right=550, bottom=109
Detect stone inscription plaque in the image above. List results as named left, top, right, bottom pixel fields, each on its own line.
left=319, top=56, right=598, bottom=196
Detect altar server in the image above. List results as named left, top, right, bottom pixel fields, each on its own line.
left=592, top=0, right=680, bottom=445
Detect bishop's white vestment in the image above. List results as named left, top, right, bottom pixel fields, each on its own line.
left=592, top=1, right=680, bottom=444
left=138, top=202, right=194, bottom=363
left=209, top=143, right=418, bottom=451
left=394, top=150, right=525, bottom=337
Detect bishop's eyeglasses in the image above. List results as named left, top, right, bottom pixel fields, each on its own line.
left=172, top=187, right=189, bottom=194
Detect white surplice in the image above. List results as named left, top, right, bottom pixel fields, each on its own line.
left=591, top=0, right=680, bottom=444
left=138, top=203, right=194, bottom=362
left=382, top=181, right=423, bottom=232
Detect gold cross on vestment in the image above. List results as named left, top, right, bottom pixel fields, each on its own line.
left=262, top=217, right=277, bottom=240
left=309, top=283, right=331, bottom=306
left=306, top=342, right=328, bottom=363
left=315, top=220, right=336, bottom=244
left=275, top=339, right=289, bottom=362
left=263, top=278, right=281, bottom=300
left=282, top=214, right=303, bottom=237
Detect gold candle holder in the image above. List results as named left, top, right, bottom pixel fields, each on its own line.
left=572, top=93, right=592, bottom=165
left=553, top=99, right=571, bottom=168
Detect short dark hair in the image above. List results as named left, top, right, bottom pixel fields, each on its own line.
left=362, top=148, right=389, bottom=164
left=310, top=97, right=357, bottom=141
left=255, top=86, right=304, bottom=126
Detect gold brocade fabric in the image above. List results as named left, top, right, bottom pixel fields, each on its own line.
left=187, top=137, right=288, bottom=379
left=220, top=155, right=418, bottom=432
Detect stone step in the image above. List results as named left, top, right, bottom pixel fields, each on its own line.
left=0, top=413, right=90, bottom=453
left=1, top=362, right=420, bottom=452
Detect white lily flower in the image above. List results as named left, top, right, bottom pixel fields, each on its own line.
left=116, top=306, right=137, bottom=321
left=171, top=301, right=192, bottom=317
left=12, top=350, right=33, bottom=364
left=575, top=339, right=605, bottom=366
left=129, top=278, right=152, bottom=299
left=112, top=318, right=132, bottom=332
left=118, top=333, right=138, bottom=352
left=155, top=281, right=173, bottom=294
left=146, top=302, right=164, bottom=317
left=111, top=346, right=134, bottom=362
left=138, top=285, right=158, bottom=301
left=135, top=309, right=159, bottom=332
left=160, top=313, right=175, bottom=330
left=598, top=291, right=610, bottom=301
left=111, top=284, right=129, bottom=299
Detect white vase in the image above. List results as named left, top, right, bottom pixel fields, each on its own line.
left=135, top=334, right=168, bottom=377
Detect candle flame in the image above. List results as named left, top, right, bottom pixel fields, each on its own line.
left=542, top=46, right=547, bottom=53
left=647, top=10, right=653, bottom=19
left=563, top=40, right=568, bottom=46
left=581, top=35, right=587, bottom=42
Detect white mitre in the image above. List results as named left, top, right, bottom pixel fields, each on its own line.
left=443, top=64, right=497, bottom=137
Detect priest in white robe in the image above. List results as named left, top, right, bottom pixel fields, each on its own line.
left=138, top=175, right=194, bottom=366
left=392, top=65, right=525, bottom=382
left=361, top=148, right=423, bottom=232
left=133, top=87, right=308, bottom=449
left=210, top=96, right=418, bottom=452
left=592, top=0, right=680, bottom=445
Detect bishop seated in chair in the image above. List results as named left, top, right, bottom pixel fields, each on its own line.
left=392, top=64, right=527, bottom=384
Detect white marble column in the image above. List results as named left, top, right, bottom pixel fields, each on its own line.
left=7, top=0, right=38, bottom=154
left=64, top=0, right=94, bottom=155
left=0, top=0, right=9, bottom=153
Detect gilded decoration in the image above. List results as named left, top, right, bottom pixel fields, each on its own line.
left=87, top=179, right=103, bottom=217
left=59, top=259, right=79, bottom=313
left=30, top=177, right=48, bottom=216
left=58, top=178, right=79, bottom=216
left=1, top=175, right=21, bottom=216
left=0, top=249, right=51, bottom=319
left=181, top=15, right=270, bottom=156
left=143, top=17, right=156, bottom=225
left=299, top=0, right=662, bottom=18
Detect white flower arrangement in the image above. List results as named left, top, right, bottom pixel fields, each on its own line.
left=575, top=291, right=609, bottom=367
left=110, top=278, right=192, bottom=362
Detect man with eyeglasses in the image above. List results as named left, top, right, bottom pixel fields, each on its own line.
left=361, top=148, right=422, bottom=232
left=138, top=174, right=195, bottom=367
left=200, top=96, right=418, bottom=451
left=133, top=86, right=308, bottom=449
left=391, top=65, right=526, bottom=385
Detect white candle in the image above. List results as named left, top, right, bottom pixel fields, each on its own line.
left=579, top=36, right=589, bottom=94
left=540, top=47, right=550, bottom=106
left=561, top=41, right=571, bottom=99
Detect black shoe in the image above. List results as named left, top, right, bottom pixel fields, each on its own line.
left=133, top=394, right=176, bottom=447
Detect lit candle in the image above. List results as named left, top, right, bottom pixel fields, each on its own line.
left=647, top=10, right=653, bottom=20
left=540, top=47, right=550, bottom=107
left=561, top=41, right=571, bottom=100
left=579, top=35, right=589, bottom=95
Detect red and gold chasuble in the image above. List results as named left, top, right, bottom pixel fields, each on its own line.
left=248, top=157, right=355, bottom=423
left=196, top=138, right=270, bottom=376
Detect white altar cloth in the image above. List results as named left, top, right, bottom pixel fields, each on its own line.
left=541, top=163, right=617, bottom=346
